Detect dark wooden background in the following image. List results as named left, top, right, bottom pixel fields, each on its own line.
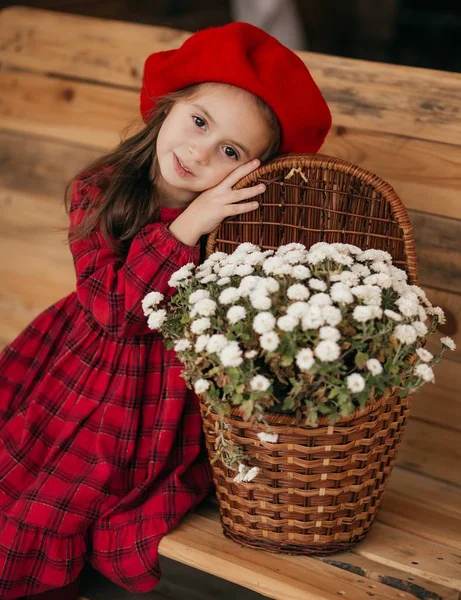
left=1, top=0, right=461, bottom=72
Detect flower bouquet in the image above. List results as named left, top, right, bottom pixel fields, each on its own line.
left=143, top=240, right=455, bottom=553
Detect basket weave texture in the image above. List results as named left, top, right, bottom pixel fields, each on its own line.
left=202, top=154, right=418, bottom=554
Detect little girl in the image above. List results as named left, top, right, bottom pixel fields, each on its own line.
left=0, top=21, right=331, bottom=599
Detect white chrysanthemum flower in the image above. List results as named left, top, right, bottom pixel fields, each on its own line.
left=412, top=321, right=428, bottom=337
left=286, top=301, right=310, bottom=320
left=142, top=291, right=164, bottom=316
left=206, top=334, right=229, bottom=354
left=296, top=348, right=315, bottom=371
left=441, top=336, right=456, bottom=351
left=384, top=309, right=403, bottom=322
left=260, top=331, right=280, bottom=352
left=276, top=315, right=297, bottom=332
left=235, top=242, right=260, bottom=255
left=201, top=274, right=218, bottom=284
left=233, top=463, right=249, bottom=483
left=272, top=263, right=294, bottom=276
left=359, top=249, right=393, bottom=264
left=308, top=293, right=333, bottom=306
left=195, top=334, right=210, bottom=353
left=283, top=249, right=306, bottom=265
left=308, top=278, right=327, bottom=292
left=314, top=340, right=341, bottom=362
left=301, top=306, right=325, bottom=330
left=416, top=348, right=433, bottom=362
left=168, top=263, right=195, bottom=287
left=396, top=296, right=419, bottom=318
left=353, top=305, right=383, bottom=323
left=370, top=261, right=390, bottom=274
left=219, top=341, right=243, bottom=367
left=235, top=263, right=254, bottom=277
left=174, top=339, right=192, bottom=352
left=239, top=276, right=262, bottom=296
left=261, top=277, right=280, bottom=294
left=250, top=375, right=271, bottom=392
left=262, top=256, right=285, bottom=275
left=287, top=284, right=310, bottom=301
left=207, top=251, right=227, bottom=263
left=277, top=242, right=306, bottom=255
left=188, top=289, right=210, bottom=305
left=244, top=350, right=258, bottom=359
left=427, top=306, right=446, bottom=325
left=291, top=265, right=311, bottom=280
left=217, top=277, right=231, bottom=286
left=242, top=466, right=260, bottom=482
left=393, top=324, right=417, bottom=344
left=331, top=270, right=360, bottom=287
left=346, top=373, right=366, bottom=393
left=414, top=363, right=435, bottom=382
left=351, top=285, right=382, bottom=306
left=366, top=358, right=383, bottom=376
left=244, top=251, right=266, bottom=266
left=417, top=305, right=428, bottom=322
left=219, top=263, right=237, bottom=277
left=330, top=282, right=354, bottom=304
left=351, top=264, right=371, bottom=277
left=322, top=305, right=342, bottom=327
left=219, top=287, right=241, bottom=305
left=147, top=309, right=167, bottom=330
left=250, top=292, right=272, bottom=310
left=227, top=305, right=247, bottom=324
left=257, top=432, right=279, bottom=443
left=190, top=318, right=211, bottom=335
left=319, top=326, right=341, bottom=342
left=226, top=305, right=247, bottom=325
left=192, top=298, right=217, bottom=317
left=194, top=378, right=210, bottom=394
left=363, top=273, right=393, bottom=289
left=253, top=312, right=276, bottom=334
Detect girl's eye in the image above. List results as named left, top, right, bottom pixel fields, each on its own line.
left=223, top=146, right=239, bottom=160
left=193, top=116, right=206, bottom=129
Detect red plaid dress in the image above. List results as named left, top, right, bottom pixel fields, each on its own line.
left=0, top=174, right=214, bottom=598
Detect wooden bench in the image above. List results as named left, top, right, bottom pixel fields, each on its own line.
left=1, top=7, right=460, bottom=599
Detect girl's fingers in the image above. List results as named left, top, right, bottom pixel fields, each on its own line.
left=220, top=158, right=261, bottom=189
left=228, top=184, right=266, bottom=204
left=227, top=200, right=260, bottom=217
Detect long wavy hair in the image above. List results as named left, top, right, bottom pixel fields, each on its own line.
left=65, top=83, right=282, bottom=257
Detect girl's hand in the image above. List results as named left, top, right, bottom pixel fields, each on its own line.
left=168, top=159, right=264, bottom=247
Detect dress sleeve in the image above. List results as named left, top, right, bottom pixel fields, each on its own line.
left=68, top=175, right=200, bottom=338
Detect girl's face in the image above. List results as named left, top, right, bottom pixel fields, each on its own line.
left=155, top=84, right=272, bottom=206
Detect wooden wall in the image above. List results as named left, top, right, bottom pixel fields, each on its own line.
left=1, top=7, right=460, bottom=491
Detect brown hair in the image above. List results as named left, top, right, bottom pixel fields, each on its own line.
left=66, top=83, right=281, bottom=257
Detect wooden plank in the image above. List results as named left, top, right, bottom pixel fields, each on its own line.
left=0, top=6, right=190, bottom=88
left=0, top=71, right=139, bottom=150
left=411, top=211, right=461, bottom=295
left=1, top=6, right=461, bottom=146
left=159, top=514, right=420, bottom=600
left=322, top=126, right=461, bottom=221
left=356, top=523, right=461, bottom=592
left=397, top=417, right=461, bottom=487
left=2, top=70, right=461, bottom=221
left=380, top=467, right=461, bottom=551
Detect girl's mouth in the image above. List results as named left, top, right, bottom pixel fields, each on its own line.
left=173, top=153, right=194, bottom=177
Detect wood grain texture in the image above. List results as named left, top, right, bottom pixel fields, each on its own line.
left=1, top=6, right=461, bottom=146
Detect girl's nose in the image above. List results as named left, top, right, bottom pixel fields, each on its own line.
left=188, top=143, right=210, bottom=165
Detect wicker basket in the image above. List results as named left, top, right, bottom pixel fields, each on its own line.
left=201, top=154, right=419, bottom=555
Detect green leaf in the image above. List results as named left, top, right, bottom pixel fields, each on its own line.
left=282, top=396, right=295, bottom=411
left=355, top=352, right=369, bottom=369
left=180, top=315, right=191, bottom=324
left=281, top=354, right=294, bottom=367
left=328, top=388, right=339, bottom=399
left=228, top=368, right=240, bottom=386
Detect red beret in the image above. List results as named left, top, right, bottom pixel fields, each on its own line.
left=140, top=22, right=331, bottom=154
